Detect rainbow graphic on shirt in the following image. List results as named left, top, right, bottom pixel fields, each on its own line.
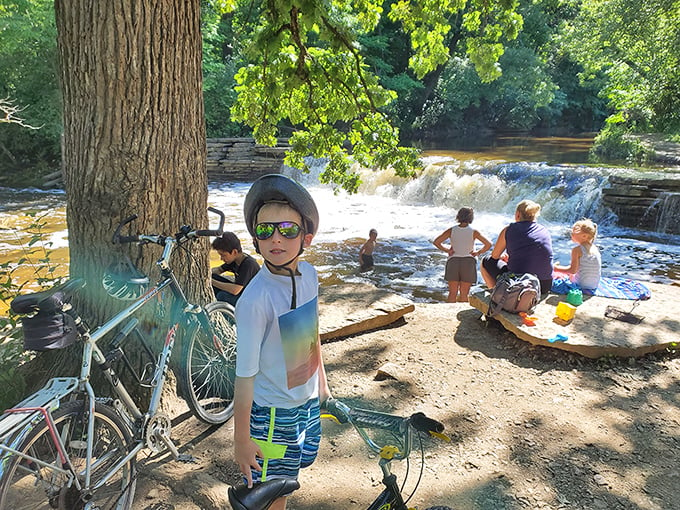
left=278, top=297, right=320, bottom=389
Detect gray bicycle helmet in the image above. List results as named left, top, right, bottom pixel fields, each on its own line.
left=243, top=174, right=319, bottom=310
left=243, top=174, right=319, bottom=237
left=102, top=258, right=150, bottom=300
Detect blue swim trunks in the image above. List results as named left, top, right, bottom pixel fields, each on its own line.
left=248, top=398, right=321, bottom=483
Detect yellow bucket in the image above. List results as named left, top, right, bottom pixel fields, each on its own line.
left=555, top=301, right=577, bottom=321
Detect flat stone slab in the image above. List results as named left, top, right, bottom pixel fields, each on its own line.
left=469, top=282, right=680, bottom=358
left=318, top=284, right=415, bottom=342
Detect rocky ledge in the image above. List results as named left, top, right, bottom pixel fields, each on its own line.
left=469, top=282, right=680, bottom=358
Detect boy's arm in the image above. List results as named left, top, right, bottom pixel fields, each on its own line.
left=233, top=375, right=263, bottom=487
left=316, top=342, right=332, bottom=404
left=211, top=277, right=244, bottom=296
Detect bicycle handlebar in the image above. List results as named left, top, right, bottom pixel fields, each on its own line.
left=322, top=398, right=444, bottom=438
left=111, top=208, right=226, bottom=245
left=194, top=207, right=225, bottom=237
left=409, top=411, right=445, bottom=435
left=112, top=214, right=139, bottom=244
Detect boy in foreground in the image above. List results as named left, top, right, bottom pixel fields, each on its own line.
left=233, top=174, right=331, bottom=510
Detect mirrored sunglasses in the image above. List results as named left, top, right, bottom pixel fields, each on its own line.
left=255, top=221, right=302, bottom=240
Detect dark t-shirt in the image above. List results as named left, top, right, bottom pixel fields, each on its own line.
left=217, top=254, right=260, bottom=289
left=506, top=221, right=553, bottom=281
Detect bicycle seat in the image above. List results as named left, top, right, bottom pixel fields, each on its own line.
left=228, top=479, right=300, bottom=510
left=11, top=279, right=85, bottom=314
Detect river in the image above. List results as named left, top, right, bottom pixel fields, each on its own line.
left=1, top=141, right=679, bottom=303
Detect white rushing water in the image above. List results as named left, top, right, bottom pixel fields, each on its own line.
left=2, top=158, right=679, bottom=302
left=206, top=159, right=680, bottom=302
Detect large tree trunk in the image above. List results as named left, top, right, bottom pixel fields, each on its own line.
left=42, top=0, right=210, bottom=396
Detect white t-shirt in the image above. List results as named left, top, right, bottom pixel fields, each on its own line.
left=235, top=261, right=321, bottom=408
left=449, top=225, right=475, bottom=258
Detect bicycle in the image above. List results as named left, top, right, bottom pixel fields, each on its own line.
left=228, top=398, right=454, bottom=510
left=0, top=207, right=237, bottom=510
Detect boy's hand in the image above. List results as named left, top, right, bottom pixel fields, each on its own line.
left=234, top=438, right=263, bottom=487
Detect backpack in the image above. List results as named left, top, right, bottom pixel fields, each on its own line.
left=487, top=272, right=541, bottom=317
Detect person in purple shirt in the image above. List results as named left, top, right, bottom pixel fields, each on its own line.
left=481, top=199, right=553, bottom=295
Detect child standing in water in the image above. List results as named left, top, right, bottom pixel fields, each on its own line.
left=433, top=207, right=492, bottom=303
left=358, top=228, right=378, bottom=272
left=554, top=218, right=601, bottom=291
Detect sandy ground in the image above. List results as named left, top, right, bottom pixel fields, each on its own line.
left=132, top=301, right=680, bottom=510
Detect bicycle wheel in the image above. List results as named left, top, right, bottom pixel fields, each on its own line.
left=0, top=400, right=135, bottom=510
left=181, top=301, right=237, bottom=424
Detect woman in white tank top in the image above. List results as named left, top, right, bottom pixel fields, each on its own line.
left=433, top=207, right=492, bottom=302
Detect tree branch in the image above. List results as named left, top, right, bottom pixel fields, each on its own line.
left=0, top=97, right=42, bottom=129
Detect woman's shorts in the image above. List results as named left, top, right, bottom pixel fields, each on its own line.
left=481, top=255, right=508, bottom=281
left=445, top=257, right=477, bottom=283
left=248, top=398, right=321, bottom=483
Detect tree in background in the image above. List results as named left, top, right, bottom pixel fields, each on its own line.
left=563, top=0, right=680, bottom=133
left=202, top=4, right=249, bottom=137
left=406, top=0, right=609, bottom=140
left=0, top=0, right=61, bottom=186
left=224, top=0, right=523, bottom=191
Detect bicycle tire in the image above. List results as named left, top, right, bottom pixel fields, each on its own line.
left=180, top=301, right=237, bottom=424
left=423, top=506, right=454, bottom=509
left=0, top=400, right=136, bottom=510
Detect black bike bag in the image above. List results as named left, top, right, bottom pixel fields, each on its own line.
left=22, top=308, right=79, bottom=351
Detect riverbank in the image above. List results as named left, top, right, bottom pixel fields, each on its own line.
left=131, top=298, right=680, bottom=510
left=631, top=134, right=680, bottom=166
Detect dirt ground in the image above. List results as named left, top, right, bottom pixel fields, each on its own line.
left=132, top=302, right=680, bottom=510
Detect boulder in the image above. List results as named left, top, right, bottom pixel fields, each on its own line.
left=469, top=282, right=680, bottom=358
left=318, top=284, right=415, bottom=342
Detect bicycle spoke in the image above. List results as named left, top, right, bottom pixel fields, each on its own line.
left=180, top=302, right=236, bottom=424
left=0, top=402, right=135, bottom=510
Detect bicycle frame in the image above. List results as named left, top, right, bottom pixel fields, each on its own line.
left=229, top=399, right=447, bottom=510
left=346, top=414, right=413, bottom=510
left=0, top=236, right=213, bottom=496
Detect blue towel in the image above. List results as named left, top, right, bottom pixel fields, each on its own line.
left=551, top=276, right=651, bottom=300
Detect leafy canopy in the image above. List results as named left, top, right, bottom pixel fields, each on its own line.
left=221, top=0, right=522, bottom=191
left=562, top=0, right=680, bottom=131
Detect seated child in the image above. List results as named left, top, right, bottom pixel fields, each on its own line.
left=553, top=219, right=601, bottom=290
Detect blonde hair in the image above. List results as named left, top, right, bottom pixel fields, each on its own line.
left=515, top=200, right=541, bottom=221
left=572, top=218, right=597, bottom=242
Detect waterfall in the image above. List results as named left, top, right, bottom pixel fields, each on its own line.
left=655, top=192, right=680, bottom=234
left=286, top=158, right=618, bottom=226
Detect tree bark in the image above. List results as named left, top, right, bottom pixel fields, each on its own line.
left=43, top=0, right=210, bottom=394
